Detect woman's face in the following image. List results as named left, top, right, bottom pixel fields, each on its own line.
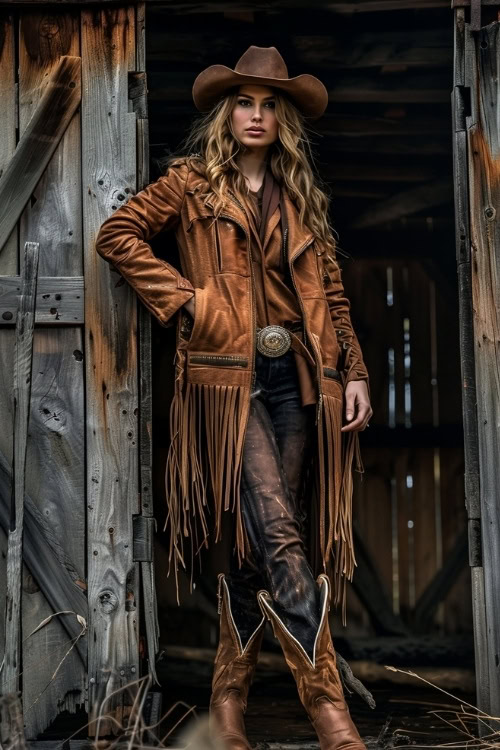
left=231, top=84, right=279, bottom=150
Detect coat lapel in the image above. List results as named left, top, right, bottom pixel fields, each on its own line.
left=281, top=193, right=314, bottom=263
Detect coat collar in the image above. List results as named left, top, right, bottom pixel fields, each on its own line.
left=199, top=183, right=315, bottom=261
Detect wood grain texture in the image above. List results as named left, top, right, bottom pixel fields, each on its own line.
left=0, top=276, right=84, bottom=325
left=0, top=10, right=16, bottom=676
left=467, top=20, right=500, bottom=717
left=135, top=0, right=159, bottom=685
left=0, top=0, right=452, bottom=8
left=18, top=11, right=86, bottom=738
left=0, top=54, right=81, bottom=256
left=0, top=448, right=88, bottom=664
left=1, top=241, right=39, bottom=700
left=81, top=5, right=140, bottom=732
left=0, top=12, right=17, bottom=274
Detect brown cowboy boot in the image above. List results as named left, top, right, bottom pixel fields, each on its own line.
left=257, top=574, right=366, bottom=750
left=210, top=573, right=266, bottom=750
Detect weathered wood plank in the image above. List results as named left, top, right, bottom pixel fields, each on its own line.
left=0, top=276, right=84, bottom=325
left=0, top=449, right=88, bottom=664
left=18, top=10, right=86, bottom=738
left=1, top=241, right=39, bottom=698
left=81, top=5, right=140, bottom=733
left=0, top=0, right=452, bottom=8
left=21, top=329, right=87, bottom=730
left=0, top=8, right=17, bottom=678
left=0, top=55, right=81, bottom=255
left=0, top=12, right=17, bottom=274
left=134, top=1, right=159, bottom=685
left=466, top=19, right=500, bottom=718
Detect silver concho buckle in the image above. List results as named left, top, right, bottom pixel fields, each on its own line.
left=256, top=325, right=292, bottom=358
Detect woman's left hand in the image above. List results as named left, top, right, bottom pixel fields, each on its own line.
left=341, top=380, right=373, bottom=432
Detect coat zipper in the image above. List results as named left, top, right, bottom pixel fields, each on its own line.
left=220, top=197, right=257, bottom=388
left=288, top=235, right=323, bottom=423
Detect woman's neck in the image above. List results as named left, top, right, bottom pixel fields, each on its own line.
left=236, top=149, right=269, bottom=192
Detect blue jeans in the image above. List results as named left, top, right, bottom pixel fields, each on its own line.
left=227, top=350, right=321, bottom=660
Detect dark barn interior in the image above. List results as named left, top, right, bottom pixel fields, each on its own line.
left=145, top=2, right=475, bottom=745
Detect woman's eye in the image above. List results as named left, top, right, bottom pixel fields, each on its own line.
left=238, top=99, right=251, bottom=106
left=265, top=101, right=276, bottom=108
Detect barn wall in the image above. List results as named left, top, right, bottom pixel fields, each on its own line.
left=0, top=5, right=149, bottom=739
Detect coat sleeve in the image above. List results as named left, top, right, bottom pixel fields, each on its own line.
left=95, top=162, right=194, bottom=327
left=322, top=252, right=369, bottom=386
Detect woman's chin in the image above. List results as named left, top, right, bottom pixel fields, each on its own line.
left=239, top=135, right=273, bottom=150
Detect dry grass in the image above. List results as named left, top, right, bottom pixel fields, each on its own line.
left=0, top=673, right=222, bottom=750
left=1, top=665, right=500, bottom=749
left=384, top=666, right=500, bottom=749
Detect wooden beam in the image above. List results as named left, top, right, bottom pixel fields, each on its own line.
left=467, top=17, right=500, bottom=719
left=351, top=523, right=409, bottom=636
left=327, top=163, right=443, bottom=183
left=0, top=0, right=451, bottom=7
left=82, top=6, right=140, bottom=733
left=328, top=75, right=451, bottom=104
left=1, top=241, right=39, bottom=697
left=349, top=177, right=452, bottom=228
left=413, top=528, right=468, bottom=632
left=320, top=135, right=452, bottom=156
left=0, top=56, right=81, bottom=255
left=0, top=276, right=84, bottom=325
left=147, top=28, right=452, bottom=69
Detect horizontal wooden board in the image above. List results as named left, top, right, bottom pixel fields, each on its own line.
left=0, top=276, right=84, bottom=325
left=0, top=0, right=451, bottom=7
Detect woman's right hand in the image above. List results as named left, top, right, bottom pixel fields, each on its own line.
left=183, top=295, right=196, bottom=318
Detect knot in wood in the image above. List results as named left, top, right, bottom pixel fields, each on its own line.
left=98, top=589, right=118, bottom=613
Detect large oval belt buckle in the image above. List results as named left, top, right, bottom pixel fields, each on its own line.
left=256, top=325, right=292, bottom=357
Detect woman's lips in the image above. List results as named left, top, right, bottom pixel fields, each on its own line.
left=246, top=128, right=265, bottom=135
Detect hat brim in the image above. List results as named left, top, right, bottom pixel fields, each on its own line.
left=192, top=65, right=328, bottom=120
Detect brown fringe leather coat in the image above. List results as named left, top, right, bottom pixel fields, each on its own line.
left=95, top=158, right=369, bottom=613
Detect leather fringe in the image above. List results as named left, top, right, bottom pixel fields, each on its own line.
left=317, top=394, right=364, bottom=625
left=164, top=373, right=250, bottom=600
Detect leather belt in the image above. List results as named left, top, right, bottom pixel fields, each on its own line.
left=256, top=325, right=292, bottom=357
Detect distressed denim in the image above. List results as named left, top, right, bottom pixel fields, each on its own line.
left=227, top=350, right=321, bottom=660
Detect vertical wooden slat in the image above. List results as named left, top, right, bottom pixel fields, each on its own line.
left=134, top=1, right=160, bottom=683
left=0, top=12, right=17, bottom=274
left=0, top=9, right=17, bottom=677
left=2, top=241, right=39, bottom=699
left=17, top=11, right=87, bottom=738
left=81, top=6, right=140, bottom=733
left=467, top=19, right=500, bottom=718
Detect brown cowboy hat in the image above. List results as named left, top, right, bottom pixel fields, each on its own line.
left=192, top=46, right=328, bottom=119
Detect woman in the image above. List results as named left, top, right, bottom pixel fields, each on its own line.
left=96, top=46, right=372, bottom=750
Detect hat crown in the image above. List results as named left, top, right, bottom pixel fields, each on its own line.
left=234, top=46, right=289, bottom=81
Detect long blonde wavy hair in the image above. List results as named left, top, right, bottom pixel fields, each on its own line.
left=168, top=89, right=337, bottom=255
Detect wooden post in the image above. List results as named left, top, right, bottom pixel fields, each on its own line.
left=17, top=11, right=87, bottom=736
left=81, top=6, right=140, bottom=734
left=453, top=6, right=500, bottom=721
left=1, top=241, right=39, bottom=699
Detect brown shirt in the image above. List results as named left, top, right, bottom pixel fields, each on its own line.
left=247, top=174, right=317, bottom=406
